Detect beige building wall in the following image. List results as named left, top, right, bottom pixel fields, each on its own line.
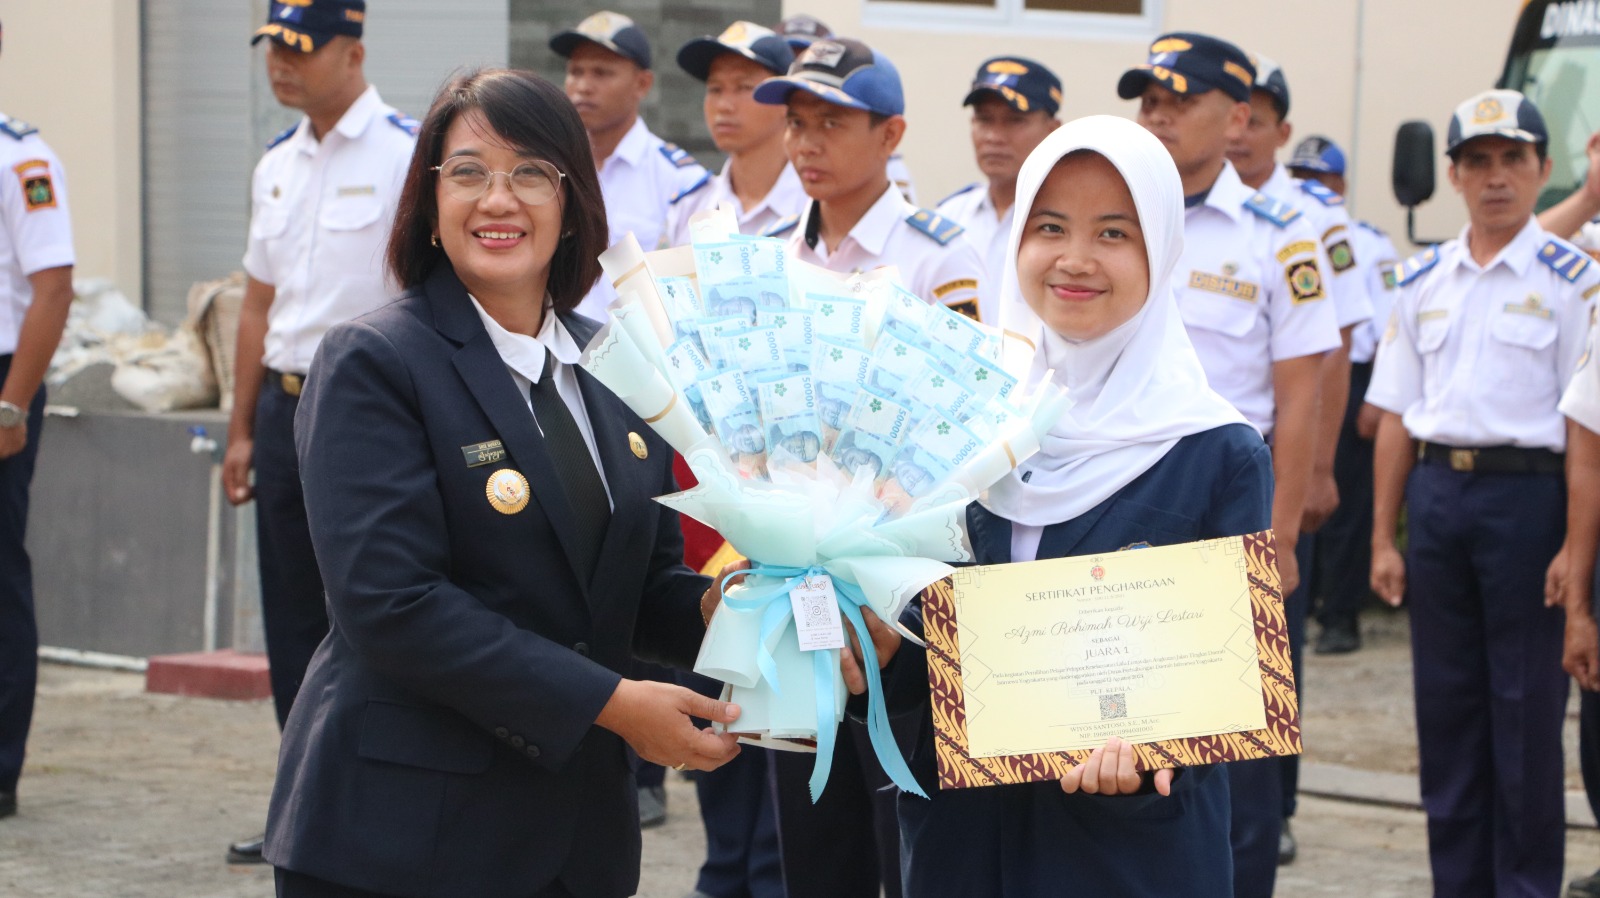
left=0, top=1, right=142, bottom=306
left=786, top=0, right=1521, bottom=250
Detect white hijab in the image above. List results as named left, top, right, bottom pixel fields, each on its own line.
left=983, top=116, right=1246, bottom=527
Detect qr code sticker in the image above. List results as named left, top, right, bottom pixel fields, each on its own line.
left=1099, top=693, right=1128, bottom=720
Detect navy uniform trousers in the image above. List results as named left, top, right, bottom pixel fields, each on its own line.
left=0, top=354, right=43, bottom=795
left=1578, top=567, right=1600, bottom=874
left=1313, top=360, right=1377, bottom=631
left=254, top=376, right=330, bottom=728
left=1407, top=463, right=1567, bottom=898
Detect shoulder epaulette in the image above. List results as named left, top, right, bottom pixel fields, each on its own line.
left=669, top=171, right=710, bottom=205
left=266, top=123, right=299, bottom=150
left=659, top=142, right=700, bottom=170
left=1537, top=237, right=1592, bottom=283
left=1243, top=192, right=1301, bottom=228
left=1357, top=220, right=1387, bottom=237
left=760, top=214, right=800, bottom=238
left=386, top=112, right=420, bottom=137
left=1297, top=180, right=1344, bottom=207
left=905, top=208, right=964, bottom=246
left=1396, top=246, right=1440, bottom=287
left=0, top=116, right=38, bottom=141
left=935, top=183, right=980, bottom=209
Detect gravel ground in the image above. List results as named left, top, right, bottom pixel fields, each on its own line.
left=4, top=606, right=1598, bottom=897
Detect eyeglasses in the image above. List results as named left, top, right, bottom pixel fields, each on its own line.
left=432, top=156, right=566, bottom=206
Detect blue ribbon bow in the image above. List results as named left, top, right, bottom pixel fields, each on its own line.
left=720, top=563, right=927, bottom=802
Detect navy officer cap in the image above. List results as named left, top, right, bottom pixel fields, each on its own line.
left=753, top=38, right=904, bottom=117
left=679, top=21, right=794, bottom=81
left=252, top=0, right=364, bottom=53
left=1445, top=89, right=1548, bottom=157
left=1117, top=32, right=1255, bottom=104
left=1251, top=53, right=1290, bottom=118
left=964, top=57, right=1062, bottom=117
left=551, top=11, right=652, bottom=70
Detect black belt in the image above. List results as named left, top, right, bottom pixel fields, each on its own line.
left=265, top=368, right=306, bottom=398
left=1416, top=441, right=1564, bottom=475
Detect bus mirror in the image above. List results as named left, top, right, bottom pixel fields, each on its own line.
left=1393, top=120, right=1435, bottom=208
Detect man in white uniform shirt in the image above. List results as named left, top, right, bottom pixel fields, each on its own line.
left=665, top=21, right=804, bottom=247
left=223, top=0, right=416, bottom=863
left=1117, top=32, right=1340, bottom=898
left=934, top=56, right=1061, bottom=324
left=1367, top=90, right=1594, bottom=898
left=553, top=11, right=708, bottom=320
left=0, top=17, right=75, bottom=823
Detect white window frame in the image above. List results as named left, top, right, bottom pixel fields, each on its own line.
left=862, top=0, right=1162, bottom=40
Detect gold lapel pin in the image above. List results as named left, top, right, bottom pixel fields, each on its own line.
left=486, top=468, right=530, bottom=515
left=629, top=432, right=648, bottom=460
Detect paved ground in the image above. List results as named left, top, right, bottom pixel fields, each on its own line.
left=3, top=606, right=1599, bottom=897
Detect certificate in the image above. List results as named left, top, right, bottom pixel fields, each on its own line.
left=924, top=531, right=1301, bottom=790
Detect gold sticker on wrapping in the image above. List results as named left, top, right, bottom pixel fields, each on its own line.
left=486, top=468, right=530, bottom=515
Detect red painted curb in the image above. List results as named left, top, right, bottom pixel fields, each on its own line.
left=145, top=649, right=271, bottom=701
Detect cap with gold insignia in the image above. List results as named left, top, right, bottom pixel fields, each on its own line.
left=1288, top=135, right=1347, bottom=176
left=1445, top=89, right=1547, bottom=157
left=1117, top=32, right=1255, bottom=104
left=1250, top=53, right=1290, bottom=118
left=753, top=37, right=904, bottom=117
left=776, top=13, right=832, bottom=51
left=251, top=0, right=365, bottom=54
left=678, top=21, right=794, bottom=81
left=550, top=10, right=652, bottom=70
left=963, top=56, right=1063, bottom=117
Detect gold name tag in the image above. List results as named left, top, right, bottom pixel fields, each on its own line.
left=1417, top=309, right=1449, bottom=323
left=1188, top=270, right=1260, bottom=302
left=337, top=184, right=377, bottom=197
left=461, top=440, right=506, bottom=468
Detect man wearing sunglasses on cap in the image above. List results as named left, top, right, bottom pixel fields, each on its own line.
left=224, top=0, right=417, bottom=865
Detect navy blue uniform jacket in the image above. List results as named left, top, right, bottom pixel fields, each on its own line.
left=263, top=263, right=710, bottom=898
left=879, top=424, right=1273, bottom=897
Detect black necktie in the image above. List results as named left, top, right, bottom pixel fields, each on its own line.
left=529, top=352, right=611, bottom=578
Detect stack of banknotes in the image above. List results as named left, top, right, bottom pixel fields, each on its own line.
left=579, top=207, right=1067, bottom=794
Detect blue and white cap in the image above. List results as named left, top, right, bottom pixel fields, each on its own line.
left=752, top=38, right=904, bottom=117
left=1251, top=53, right=1289, bottom=118
left=1288, top=136, right=1346, bottom=176
left=550, top=11, right=652, bottom=69
left=1445, top=89, right=1547, bottom=156
left=678, top=21, right=794, bottom=81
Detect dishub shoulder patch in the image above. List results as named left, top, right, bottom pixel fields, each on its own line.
left=386, top=112, right=420, bottom=137
left=1243, top=192, right=1301, bottom=228
left=905, top=208, right=964, bottom=246
left=1536, top=237, right=1592, bottom=284
left=1395, top=246, right=1441, bottom=287
left=668, top=171, right=710, bottom=205
left=761, top=214, right=800, bottom=238
left=1297, top=179, right=1344, bottom=207
left=266, top=123, right=299, bottom=150
left=0, top=116, right=38, bottom=141
left=659, top=142, right=701, bottom=169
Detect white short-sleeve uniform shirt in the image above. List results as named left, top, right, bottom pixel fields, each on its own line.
left=243, top=85, right=417, bottom=375
left=0, top=114, right=74, bottom=356
left=1367, top=217, right=1598, bottom=452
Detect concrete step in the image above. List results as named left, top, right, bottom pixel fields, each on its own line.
left=144, top=649, right=270, bottom=701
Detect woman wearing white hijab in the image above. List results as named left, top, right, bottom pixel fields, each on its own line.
left=844, top=116, right=1271, bottom=895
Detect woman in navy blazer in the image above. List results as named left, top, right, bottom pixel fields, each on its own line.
left=844, top=118, right=1274, bottom=895
left=263, top=69, right=742, bottom=898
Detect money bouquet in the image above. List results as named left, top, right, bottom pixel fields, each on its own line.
left=579, top=208, right=1066, bottom=800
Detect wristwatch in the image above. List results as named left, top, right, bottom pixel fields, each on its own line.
left=0, top=401, right=24, bottom=429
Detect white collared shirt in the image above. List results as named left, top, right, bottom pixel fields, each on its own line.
left=1261, top=164, right=1373, bottom=331
left=575, top=117, right=709, bottom=321
left=786, top=184, right=989, bottom=317
left=663, top=160, right=808, bottom=247
left=468, top=295, right=613, bottom=506
left=1174, top=161, right=1341, bottom=437
left=935, top=183, right=1012, bottom=325
left=1368, top=217, right=1597, bottom=452
left=0, top=113, right=74, bottom=355
left=1350, top=222, right=1401, bottom=365
left=243, top=85, right=416, bottom=374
